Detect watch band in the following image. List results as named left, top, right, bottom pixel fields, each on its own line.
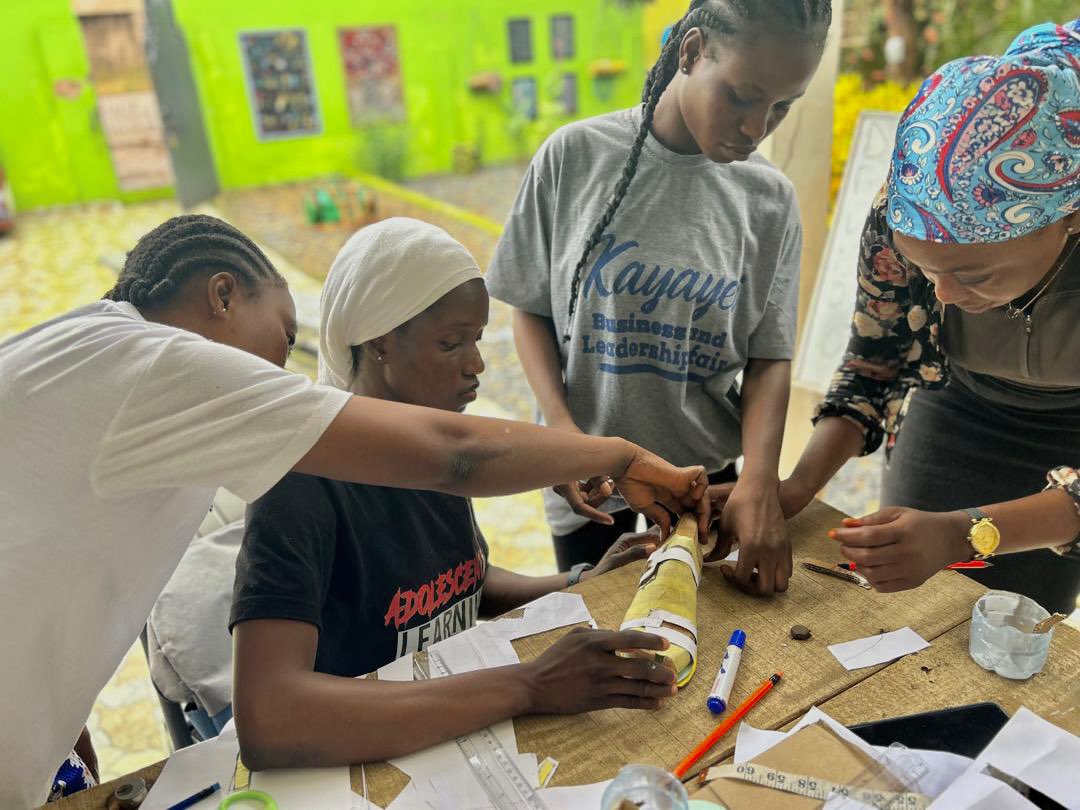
left=964, top=507, right=989, bottom=522
left=567, top=562, right=594, bottom=586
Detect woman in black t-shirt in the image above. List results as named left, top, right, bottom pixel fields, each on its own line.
left=230, top=219, right=679, bottom=770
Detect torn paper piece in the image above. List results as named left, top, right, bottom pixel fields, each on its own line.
left=538, top=780, right=615, bottom=808
left=481, top=591, right=596, bottom=641
left=250, top=766, right=352, bottom=809
left=376, top=652, right=413, bottom=682
left=828, top=627, right=929, bottom=670
left=429, top=631, right=519, bottom=676
left=963, top=706, right=1080, bottom=809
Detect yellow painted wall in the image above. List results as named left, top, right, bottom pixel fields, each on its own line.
left=642, top=0, right=687, bottom=65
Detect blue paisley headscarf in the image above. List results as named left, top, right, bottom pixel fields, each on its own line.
left=887, top=19, right=1080, bottom=244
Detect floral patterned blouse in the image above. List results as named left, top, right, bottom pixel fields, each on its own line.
left=814, top=190, right=1080, bottom=555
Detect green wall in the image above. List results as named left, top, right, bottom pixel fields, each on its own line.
left=176, top=0, right=647, bottom=188
left=2, top=0, right=647, bottom=208
left=0, top=1, right=120, bottom=209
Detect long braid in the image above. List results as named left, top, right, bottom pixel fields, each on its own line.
left=105, top=214, right=284, bottom=308
left=562, top=0, right=832, bottom=340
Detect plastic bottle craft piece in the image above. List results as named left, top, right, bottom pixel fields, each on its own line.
left=619, top=514, right=703, bottom=687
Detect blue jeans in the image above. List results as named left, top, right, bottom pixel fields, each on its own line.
left=186, top=704, right=233, bottom=741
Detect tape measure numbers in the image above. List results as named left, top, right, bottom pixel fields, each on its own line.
left=706, top=762, right=932, bottom=809
left=413, top=649, right=548, bottom=810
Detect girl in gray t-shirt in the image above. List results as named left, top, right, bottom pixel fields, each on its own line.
left=487, top=0, right=834, bottom=595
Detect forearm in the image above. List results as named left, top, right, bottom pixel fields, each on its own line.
left=789, top=416, right=866, bottom=496
left=983, top=489, right=1080, bottom=556
left=480, top=566, right=567, bottom=617
left=236, top=668, right=532, bottom=769
left=512, top=309, right=576, bottom=429
left=296, top=397, right=634, bottom=497
left=738, top=359, right=791, bottom=483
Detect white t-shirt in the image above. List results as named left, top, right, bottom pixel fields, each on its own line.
left=0, top=301, right=350, bottom=808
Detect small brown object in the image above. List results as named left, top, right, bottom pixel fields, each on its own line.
left=790, top=624, right=812, bottom=641
left=1033, top=613, right=1067, bottom=634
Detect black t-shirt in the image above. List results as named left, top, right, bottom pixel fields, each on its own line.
left=230, top=472, right=488, bottom=677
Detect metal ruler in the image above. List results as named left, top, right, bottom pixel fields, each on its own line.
left=704, top=762, right=932, bottom=809
left=413, top=649, right=548, bottom=809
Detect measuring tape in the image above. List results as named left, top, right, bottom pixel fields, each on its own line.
left=414, top=649, right=549, bottom=810
left=704, top=762, right=932, bottom=809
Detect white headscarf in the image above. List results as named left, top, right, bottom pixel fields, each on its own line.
left=318, top=217, right=483, bottom=390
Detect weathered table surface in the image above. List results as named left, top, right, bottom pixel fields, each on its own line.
left=49, top=500, right=1079, bottom=809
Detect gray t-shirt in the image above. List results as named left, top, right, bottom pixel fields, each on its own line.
left=487, top=107, right=803, bottom=534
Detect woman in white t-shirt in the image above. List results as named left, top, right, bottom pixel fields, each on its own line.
left=487, top=0, right=832, bottom=595
left=0, top=214, right=706, bottom=809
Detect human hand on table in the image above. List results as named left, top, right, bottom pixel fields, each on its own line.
left=710, top=477, right=793, bottom=595
left=611, top=445, right=709, bottom=538
left=581, top=530, right=660, bottom=582
left=829, top=507, right=972, bottom=593
left=522, top=628, right=677, bottom=714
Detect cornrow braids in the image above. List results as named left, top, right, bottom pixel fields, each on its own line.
left=562, top=0, right=832, bottom=340
left=104, top=214, right=284, bottom=309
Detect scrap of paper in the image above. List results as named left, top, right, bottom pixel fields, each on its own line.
left=928, top=707, right=1080, bottom=810
left=141, top=727, right=239, bottom=810
left=828, top=627, right=929, bottom=670
left=928, top=771, right=1037, bottom=809
left=350, top=791, right=384, bottom=810
left=250, top=766, right=352, bottom=809
left=376, top=652, right=414, bottom=682
left=481, top=591, right=597, bottom=641
left=538, top=779, right=614, bottom=808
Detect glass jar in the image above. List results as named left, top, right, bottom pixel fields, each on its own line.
left=601, top=764, right=689, bottom=810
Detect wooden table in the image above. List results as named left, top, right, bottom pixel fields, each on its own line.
left=51, top=501, right=1080, bottom=809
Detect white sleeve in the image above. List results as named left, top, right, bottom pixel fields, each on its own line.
left=92, top=334, right=351, bottom=502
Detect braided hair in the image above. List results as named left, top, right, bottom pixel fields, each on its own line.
left=105, top=214, right=284, bottom=309
left=562, top=0, right=832, bottom=340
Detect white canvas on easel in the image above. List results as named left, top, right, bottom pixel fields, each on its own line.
left=794, top=111, right=901, bottom=393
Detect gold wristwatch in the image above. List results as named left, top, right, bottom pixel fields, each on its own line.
left=964, top=507, right=1001, bottom=559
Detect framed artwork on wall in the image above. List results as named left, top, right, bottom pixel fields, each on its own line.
left=239, top=29, right=321, bottom=140
left=511, top=76, right=538, bottom=120
left=551, top=15, right=575, bottom=60
left=508, top=18, right=533, bottom=64
left=338, top=26, right=405, bottom=127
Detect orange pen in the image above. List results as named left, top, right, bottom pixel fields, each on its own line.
left=672, top=672, right=783, bottom=778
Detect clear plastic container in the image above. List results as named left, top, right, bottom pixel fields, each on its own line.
left=969, top=590, right=1054, bottom=679
left=600, top=764, right=689, bottom=810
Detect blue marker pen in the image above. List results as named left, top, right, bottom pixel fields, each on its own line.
left=707, top=630, right=746, bottom=714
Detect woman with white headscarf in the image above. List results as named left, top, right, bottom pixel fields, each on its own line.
left=230, top=219, right=682, bottom=770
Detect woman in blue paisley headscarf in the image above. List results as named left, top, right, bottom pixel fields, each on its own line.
left=773, top=20, right=1080, bottom=611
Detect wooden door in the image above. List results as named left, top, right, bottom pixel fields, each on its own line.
left=79, top=13, right=175, bottom=191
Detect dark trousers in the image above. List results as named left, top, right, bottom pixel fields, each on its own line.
left=882, top=379, right=1080, bottom=615
left=552, top=465, right=738, bottom=571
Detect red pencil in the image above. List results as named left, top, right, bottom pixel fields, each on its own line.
left=672, top=672, right=783, bottom=778
left=839, top=560, right=991, bottom=572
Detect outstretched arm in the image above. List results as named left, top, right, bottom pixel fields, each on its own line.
left=295, top=396, right=707, bottom=532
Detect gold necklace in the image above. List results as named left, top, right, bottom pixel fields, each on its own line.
left=1005, top=236, right=1079, bottom=334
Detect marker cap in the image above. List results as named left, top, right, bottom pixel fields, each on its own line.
left=729, top=629, right=746, bottom=649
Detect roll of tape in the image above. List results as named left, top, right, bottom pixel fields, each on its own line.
left=113, top=776, right=148, bottom=808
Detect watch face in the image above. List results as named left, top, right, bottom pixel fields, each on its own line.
left=970, top=520, right=1000, bottom=555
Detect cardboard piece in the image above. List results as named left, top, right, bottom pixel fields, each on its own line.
left=692, top=723, right=911, bottom=809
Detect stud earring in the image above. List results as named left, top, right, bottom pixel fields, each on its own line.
left=376, top=355, right=383, bottom=362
